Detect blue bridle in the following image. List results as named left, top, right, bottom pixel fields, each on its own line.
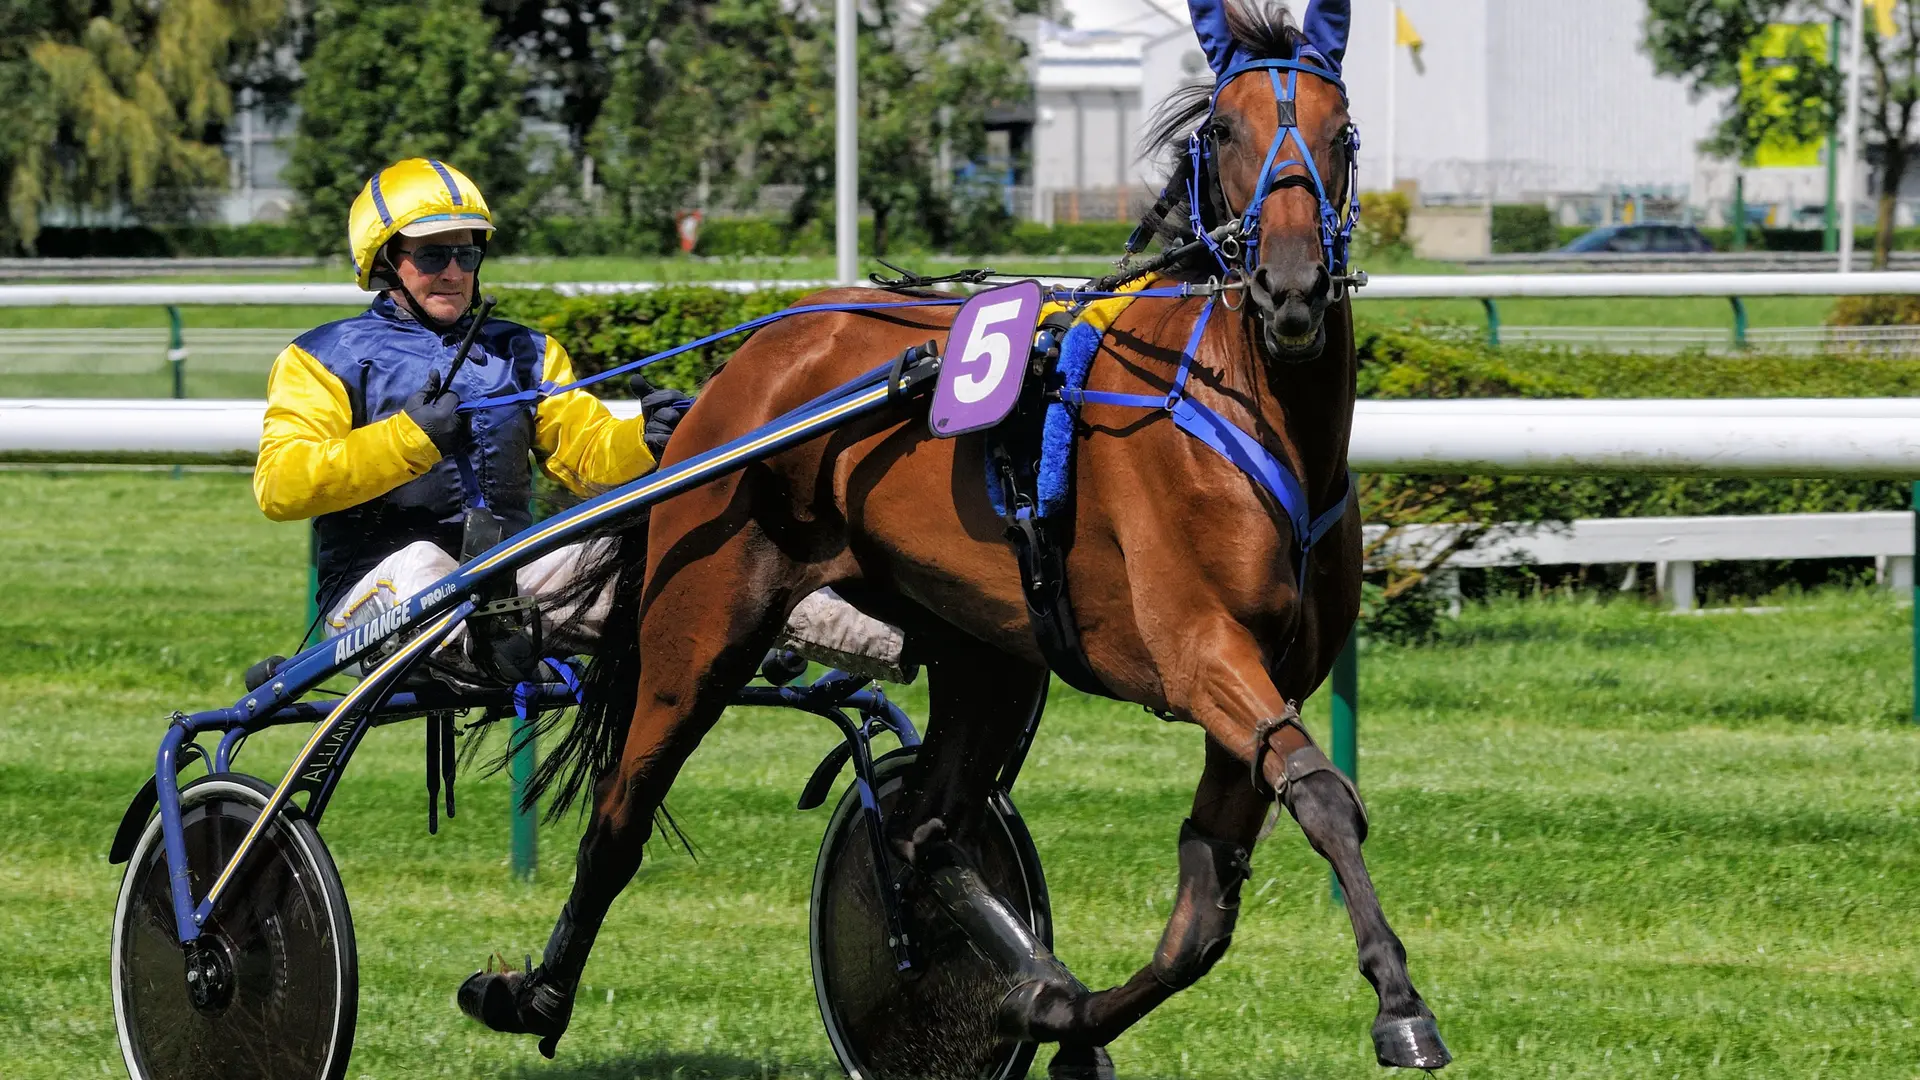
left=1186, top=57, right=1362, bottom=296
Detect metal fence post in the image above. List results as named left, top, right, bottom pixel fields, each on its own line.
left=167, top=306, right=186, bottom=479
left=1330, top=626, right=1358, bottom=904
left=166, top=306, right=187, bottom=399
left=305, top=527, right=319, bottom=647
left=1729, top=297, right=1748, bottom=351
left=1481, top=299, right=1500, bottom=348
left=510, top=721, right=538, bottom=880
left=511, top=492, right=543, bottom=879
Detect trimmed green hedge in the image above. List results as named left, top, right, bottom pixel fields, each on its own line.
left=1491, top=204, right=1555, bottom=254
left=23, top=224, right=313, bottom=258
left=496, top=285, right=813, bottom=393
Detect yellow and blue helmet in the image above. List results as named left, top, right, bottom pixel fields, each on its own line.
left=347, top=158, right=495, bottom=290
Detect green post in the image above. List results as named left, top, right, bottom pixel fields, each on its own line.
left=510, top=491, right=543, bottom=879
left=167, top=306, right=186, bottom=479
left=305, top=526, right=320, bottom=646
left=1481, top=299, right=1501, bottom=348
left=1729, top=297, right=1749, bottom=350
left=1329, top=627, right=1358, bottom=904
left=1824, top=17, right=1842, bottom=253
left=1912, top=482, right=1919, bottom=724
left=510, top=718, right=538, bottom=880
left=1731, top=174, right=1748, bottom=251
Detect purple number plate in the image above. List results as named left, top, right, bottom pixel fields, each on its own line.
left=928, top=280, right=1043, bottom=438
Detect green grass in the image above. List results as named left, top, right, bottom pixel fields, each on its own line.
left=4, top=471, right=1920, bottom=1079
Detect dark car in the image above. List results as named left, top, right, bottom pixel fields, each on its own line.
left=1560, top=223, right=1716, bottom=254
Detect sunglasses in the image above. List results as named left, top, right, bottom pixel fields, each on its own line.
left=402, top=243, right=485, bottom=274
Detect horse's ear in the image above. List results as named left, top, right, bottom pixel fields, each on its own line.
left=1300, top=0, right=1351, bottom=73
left=1187, top=0, right=1241, bottom=77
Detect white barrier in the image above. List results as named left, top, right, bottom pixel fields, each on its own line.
left=1371, top=512, right=1915, bottom=612
left=11, top=398, right=1920, bottom=478
left=3, top=271, right=1918, bottom=308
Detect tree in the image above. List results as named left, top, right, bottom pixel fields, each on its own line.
left=592, top=0, right=1043, bottom=255
left=1645, top=0, right=1919, bottom=267
left=285, top=0, right=546, bottom=253
left=484, top=0, right=620, bottom=150
left=0, top=0, right=285, bottom=252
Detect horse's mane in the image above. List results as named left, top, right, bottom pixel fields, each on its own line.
left=1133, top=1, right=1315, bottom=281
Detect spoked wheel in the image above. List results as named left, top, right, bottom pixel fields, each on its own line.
left=112, top=774, right=357, bottom=1080
left=810, top=748, right=1050, bottom=1080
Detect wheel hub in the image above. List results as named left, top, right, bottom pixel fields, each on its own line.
left=183, top=938, right=235, bottom=1013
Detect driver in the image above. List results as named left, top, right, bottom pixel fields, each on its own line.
left=253, top=158, right=683, bottom=677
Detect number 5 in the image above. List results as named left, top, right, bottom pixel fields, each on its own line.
left=952, top=298, right=1025, bottom=404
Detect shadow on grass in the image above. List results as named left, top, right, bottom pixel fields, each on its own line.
left=509, top=1050, right=841, bottom=1080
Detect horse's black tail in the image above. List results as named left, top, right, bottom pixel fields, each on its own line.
left=483, top=510, right=651, bottom=825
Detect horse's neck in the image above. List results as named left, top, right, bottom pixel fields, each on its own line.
left=1217, top=302, right=1357, bottom=508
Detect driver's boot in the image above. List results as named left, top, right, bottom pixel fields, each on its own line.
left=457, top=903, right=585, bottom=1057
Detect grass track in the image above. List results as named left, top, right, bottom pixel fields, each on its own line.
left=2, top=471, right=1918, bottom=1078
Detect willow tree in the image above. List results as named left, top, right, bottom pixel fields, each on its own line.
left=1, top=0, right=284, bottom=252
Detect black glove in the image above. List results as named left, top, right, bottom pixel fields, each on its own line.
left=632, top=376, right=692, bottom=460
left=402, top=370, right=461, bottom=455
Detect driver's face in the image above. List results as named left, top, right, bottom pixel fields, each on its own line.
left=391, top=229, right=476, bottom=323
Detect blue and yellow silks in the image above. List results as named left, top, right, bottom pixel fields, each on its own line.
left=256, top=294, right=653, bottom=611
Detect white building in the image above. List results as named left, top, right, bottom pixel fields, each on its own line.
left=1058, top=0, right=1845, bottom=227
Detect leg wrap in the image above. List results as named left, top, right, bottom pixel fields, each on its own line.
left=1149, top=820, right=1252, bottom=990
left=1253, top=712, right=1369, bottom=841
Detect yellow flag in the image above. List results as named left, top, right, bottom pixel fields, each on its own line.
left=1395, top=5, right=1424, bottom=73
left=1395, top=6, right=1423, bottom=48
left=1868, top=0, right=1898, bottom=38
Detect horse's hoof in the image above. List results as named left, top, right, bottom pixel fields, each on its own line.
left=1372, top=1014, right=1451, bottom=1070
left=456, top=966, right=573, bottom=1052
left=997, top=977, right=1080, bottom=1041
left=1049, top=1043, right=1116, bottom=1080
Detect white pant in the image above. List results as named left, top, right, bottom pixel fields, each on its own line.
left=325, top=540, right=916, bottom=681
left=326, top=539, right=615, bottom=652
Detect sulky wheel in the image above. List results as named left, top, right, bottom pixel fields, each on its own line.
left=112, top=773, right=357, bottom=1080
left=810, top=748, right=1051, bottom=1080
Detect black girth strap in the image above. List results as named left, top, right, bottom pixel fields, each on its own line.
left=987, top=437, right=1110, bottom=699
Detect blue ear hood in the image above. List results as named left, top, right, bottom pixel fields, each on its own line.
left=1187, top=0, right=1350, bottom=79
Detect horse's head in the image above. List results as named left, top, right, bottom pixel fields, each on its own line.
left=1206, top=57, right=1358, bottom=361
left=1131, top=5, right=1361, bottom=364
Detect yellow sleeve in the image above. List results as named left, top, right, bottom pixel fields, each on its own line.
left=533, top=337, right=656, bottom=495
left=253, top=344, right=443, bottom=521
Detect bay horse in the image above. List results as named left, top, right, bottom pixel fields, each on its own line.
left=462, top=3, right=1449, bottom=1073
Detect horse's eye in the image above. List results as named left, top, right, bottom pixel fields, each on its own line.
left=1207, top=120, right=1232, bottom=145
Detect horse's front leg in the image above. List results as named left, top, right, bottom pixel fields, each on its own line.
left=1196, top=622, right=1449, bottom=1069
left=1001, top=620, right=1448, bottom=1069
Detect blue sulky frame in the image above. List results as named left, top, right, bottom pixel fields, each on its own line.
left=116, top=344, right=951, bottom=951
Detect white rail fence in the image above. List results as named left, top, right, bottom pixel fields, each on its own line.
left=0, top=270, right=1917, bottom=307
left=0, top=273, right=1911, bottom=376
left=1372, top=513, right=1914, bottom=613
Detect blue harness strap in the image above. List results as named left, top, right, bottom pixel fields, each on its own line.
left=1056, top=296, right=1350, bottom=570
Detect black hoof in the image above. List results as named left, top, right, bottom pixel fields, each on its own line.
left=1372, top=1014, right=1451, bottom=1070
left=456, top=966, right=573, bottom=1054
left=1049, top=1043, right=1115, bottom=1080
left=997, top=977, right=1089, bottom=1042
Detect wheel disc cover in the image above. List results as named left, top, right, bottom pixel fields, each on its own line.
left=117, top=791, right=345, bottom=1079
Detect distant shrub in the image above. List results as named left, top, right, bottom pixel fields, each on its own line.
left=1490, top=204, right=1556, bottom=253
left=1356, top=190, right=1410, bottom=254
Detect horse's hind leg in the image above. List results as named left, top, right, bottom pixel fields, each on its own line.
left=458, top=517, right=797, bottom=1056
